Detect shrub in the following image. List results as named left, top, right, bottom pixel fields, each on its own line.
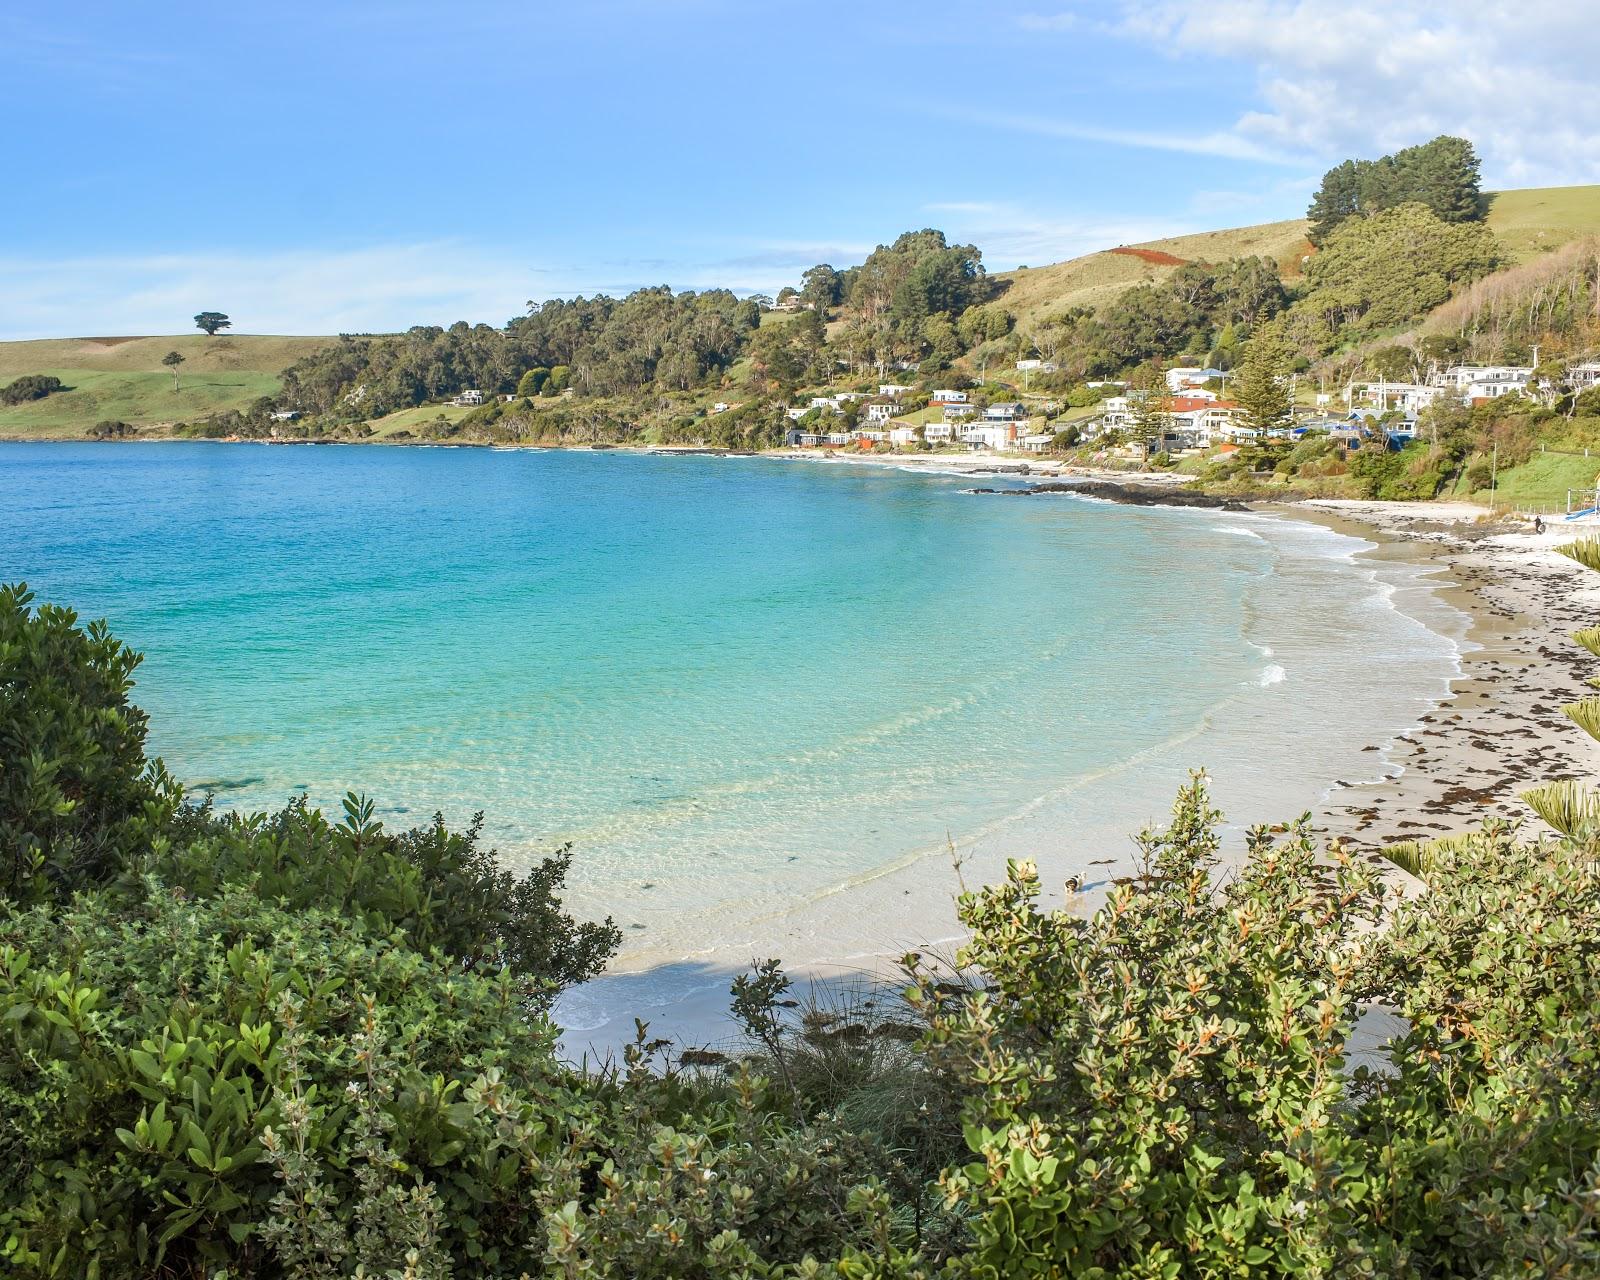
left=0, top=375, right=64, bottom=405
left=0, top=585, right=179, bottom=905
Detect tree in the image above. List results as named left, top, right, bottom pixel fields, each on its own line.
left=193, top=311, right=231, bottom=336
left=516, top=367, right=549, bottom=398
left=1129, top=365, right=1171, bottom=462
left=161, top=349, right=185, bottom=390
left=1233, top=331, right=1293, bottom=439
left=1307, top=135, right=1484, bottom=243
left=799, top=264, right=843, bottom=311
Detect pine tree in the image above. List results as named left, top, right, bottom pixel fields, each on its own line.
left=1130, top=365, right=1171, bottom=463
left=1233, top=335, right=1292, bottom=440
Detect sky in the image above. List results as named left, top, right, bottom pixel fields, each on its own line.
left=2, top=0, right=1598, bottom=338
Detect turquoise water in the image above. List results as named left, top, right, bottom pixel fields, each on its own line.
left=1, top=443, right=1462, bottom=1035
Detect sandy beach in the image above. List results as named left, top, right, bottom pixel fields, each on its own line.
left=1291, top=500, right=1600, bottom=854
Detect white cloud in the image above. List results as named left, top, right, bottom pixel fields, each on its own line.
left=0, top=243, right=553, bottom=340
left=0, top=237, right=898, bottom=339
left=1024, top=1, right=1600, bottom=187
left=943, top=107, right=1304, bottom=165
left=920, top=200, right=1196, bottom=268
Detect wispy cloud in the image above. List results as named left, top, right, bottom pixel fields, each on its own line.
left=0, top=243, right=546, bottom=339
left=0, top=237, right=886, bottom=339
left=942, top=107, right=1309, bottom=166
left=919, top=200, right=1195, bottom=268
left=1018, top=1, right=1600, bottom=187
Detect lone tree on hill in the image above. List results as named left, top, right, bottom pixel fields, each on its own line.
left=193, top=311, right=231, bottom=336
left=161, top=350, right=185, bottom=391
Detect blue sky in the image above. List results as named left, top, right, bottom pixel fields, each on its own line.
left=2, top=1, right=1596, bottom=337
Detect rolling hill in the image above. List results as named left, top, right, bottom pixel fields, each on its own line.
left=0, top=334, right=334, bottom=438
left=991, top=185, right=1600, bottom=333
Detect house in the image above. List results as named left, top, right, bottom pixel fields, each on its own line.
left=1015, top=358, right=1059, bottom=373
left=269, top=410, right=300, bottom=422
left=889, top=425, right=919, bottom=446
left=1018, top=432, right=1055, bottom=453
left=855, top=430, right=888, bottom=444
left=1166, top=367, right=1224, bottom=393
left=1352, top=381, right=1446, bottom=415
left=930, top=389, right=968, bottom=404
left=1438, top=364, right=1532, bottom=390
left=943, top=403, right=977, bottom=421
left=824, top=431, right=854, bottom=446
left=785, top=428, right=826, bottom=447
left=1086, top=379, right=1126, bottom=390
left=1464, top=377, right=1530, bottom=403
left=785, top=406, right=810, bottom=421
left=1568, top=361, right=1600, bottom=390
left=878, top=383, right=914, bottom=398
left=454, top=389, right=484, bottom=406
left=984, top=401, right=1025, bottom=422
left=923, top=423, right=954, bottom=443
left=809, top=397, right=841, bottom=414
left=960, top=423, right=1017, bottom=451
left=863, top=400, right=896, bottom=424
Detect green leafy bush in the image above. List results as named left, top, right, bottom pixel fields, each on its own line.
left=0, top=375, right=65, bottom=406
left=0, top=585, right=178, bottom=904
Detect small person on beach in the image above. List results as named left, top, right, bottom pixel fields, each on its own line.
left=1534, top=515, right=1546, bottom=535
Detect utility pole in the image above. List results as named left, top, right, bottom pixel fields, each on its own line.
left=1491, top=440, right=1499, bottom=509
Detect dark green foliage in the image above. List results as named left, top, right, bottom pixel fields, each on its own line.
left=0, top=585, right=178, bottom=904
left=1300, top=202, right=1499, bottom=341
left=1308, top=134, right=1484, bottom=243
left=88, top=420, right=136, bottom=439
left=194, top=311, right=233, bottom=336
left=0, top=375, right=65, bottom=405
left=0, top=883, right=575, bottom=1277
left=155, top=795, right=620, bottom=1001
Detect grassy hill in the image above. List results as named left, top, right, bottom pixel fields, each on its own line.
left=0, top=334, right=333, bottom=438
left=991, top=185, right=1600, bottom=332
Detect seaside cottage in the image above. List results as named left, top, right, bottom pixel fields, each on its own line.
left=930, top=389, right=968, bottom=404
left=864, top=400, right=896, bottom=424
left=924, top=422, right=954, bottom=443
left=943, top=404, right=977, bottom=421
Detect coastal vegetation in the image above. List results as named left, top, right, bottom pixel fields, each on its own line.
left=7, top=579, right=1600, bottom=1275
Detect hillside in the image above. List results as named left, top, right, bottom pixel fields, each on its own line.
left=0, top=334, right=334, bottom=437
left=992, top=185, right=1600, bottom=332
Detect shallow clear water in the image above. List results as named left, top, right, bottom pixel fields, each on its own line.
left=1, top=443, right=1463, bottom=1032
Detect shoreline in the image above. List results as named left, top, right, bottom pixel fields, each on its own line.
left=1285, top=500, right=1600, bottom=856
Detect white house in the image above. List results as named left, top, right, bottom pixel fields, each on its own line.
left=923, top=423, right=955, bottom=442
left=984, top=401, right=1025, bottom=421
left=930, top=389, right=968, bottom=404
left=1018, top=432, right=1055, bottom=453
left=863, top=400, right=896, bottom=424
left=1351, top=381, right=1446, bottom=415
left=888, top=425, right=919, bottom=446
left=855, top=429, right=888, bottom=443
left=960, top=424, right=1016, bottom=451
left=1165, top=367, right=1223, bottom=393
left=785, top=406, right=810, bottom=421
left=878, top=383, right=914, bottom=398
left=455, top=389, right=484, bottom=406
left=269, top=409, right=300, bottom=422
left=943, top=403, right=977, bottom=421
left=809, top=396, right=841, bottom=413
left=1015, top=359, right=1059, bottom=373
left=1567, top=361, right=1600, bottom=390
left=1464, top=377, right=1530, bottom=402
left=1438, top=364, right=1532, bottom=390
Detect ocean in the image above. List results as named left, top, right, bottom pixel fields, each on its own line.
left=0, top=442, right=1465, bottom=1043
